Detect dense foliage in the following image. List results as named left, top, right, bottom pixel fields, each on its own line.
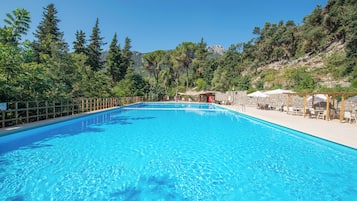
left=1, top=0, right=356, bottom=102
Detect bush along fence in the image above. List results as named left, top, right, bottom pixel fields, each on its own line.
left=0, top=96, right=145, bottom=128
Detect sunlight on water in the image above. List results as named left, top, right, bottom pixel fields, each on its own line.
left=0, top=103, right=356, bottom=200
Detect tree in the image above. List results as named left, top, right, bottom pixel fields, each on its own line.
left=281, top=21, right=299, bottom=58
left=202, top=58, right=219, bottom=87
left=0, top=43, right=23, bottom=101
left=285, top=67, right=315, bottom=90
left=303, top=5, right=323, bottom=27
left=302, top=26, right=326, bottom=54
left=196, top=78, right=207, bottom=91
left=32, top=3, right=68, bottom=63
left=2, top=8, right=31, bottom=45
left=73, top=30, right=87, bottom=54
left=192, top=38, right=208, bottom=81
left=212, top=44, right=244, bottom=91
left=18, top=62, right=52, bottom=101
left=232, top=75, right=251, bottom=90
left=113, top=67, right=148, bottom=97
left=71, top=53, right=112, bottom=98
left=344, top=6, right=357, bottom=58
left=87, top=18, right=105, bottom=71
left=212, top=66, right=229, bottom=91
left=119, top=37, right=133, bottom=79
left=173, top=42, right=196, bottom=90
left=106, top=33, right=123, bottom=83
left=143, top=50, right=166, bottom=93
left=158, top=67, right=175, bottom=96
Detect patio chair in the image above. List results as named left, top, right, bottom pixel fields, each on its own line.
left=350, top=112, right=356, bottom=124
left=287, top=107, right=297, bottom=115
left=343, top=111, right=352, bottom=123
left=317, top=110, right=328, bottom=120
left=305, top=108, right=317, bottom=118
left=264, top=104, right=270, bottom=110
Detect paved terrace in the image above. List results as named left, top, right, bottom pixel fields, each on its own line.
left=223, top=105, right=357, bottom=149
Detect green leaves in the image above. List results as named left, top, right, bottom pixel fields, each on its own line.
left=3, top=8, right=31, bottom=44
left=113, top=67, right=148, bottom=97
left=285, top=67, right=315, bottom=91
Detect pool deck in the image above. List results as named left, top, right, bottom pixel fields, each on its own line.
left=223, top=105, right=357, bottom=149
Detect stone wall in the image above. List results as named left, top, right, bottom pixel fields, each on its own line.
left=215, top=91, right=305, bottom=108
left=215, top=91, right=356, bottom=114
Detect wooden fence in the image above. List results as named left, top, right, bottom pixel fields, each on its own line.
left=0, top=96, right=145, bottom=128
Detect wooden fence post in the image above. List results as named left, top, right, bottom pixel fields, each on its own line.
left=45, top=101, right=48, bottom=119
left=53, top=100, right=56, bottom=118
left=26, top=102, right=29, bottom=123
left=1, top=110, right=4, bottom=128
left=72, top=99, right=75, bottom=115
left=15, top=102, right=19, bottom=124
left=36, top=101, right=39, bottom=121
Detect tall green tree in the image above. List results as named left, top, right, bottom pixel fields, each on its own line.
left=87, top=18, right=105, bottom=71
left=119, top=37, right=133, bottom=78
left=73, top=30, right=87, bottom=54
left=173, top=42, right=196, bottom=90
left=106, top=33, right=123, bottom=83
left=192, top=38, right=208, bottom=82
left=143, top=50, right=166, bottom=93
left=32, top=3, right=68, bottom=63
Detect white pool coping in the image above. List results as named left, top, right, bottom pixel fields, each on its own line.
left=222, top=105, right=357, bottom=149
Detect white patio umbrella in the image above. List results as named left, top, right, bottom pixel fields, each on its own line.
left=247, top=91, right=268, bottom=98
left=307, top=94, right=327, bottom=102
left=263, top=89, right=295, bottom=95
left=247, top=91, right=268, bottom=105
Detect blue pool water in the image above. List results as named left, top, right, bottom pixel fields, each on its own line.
left=0, top=102, right=356, bottom=200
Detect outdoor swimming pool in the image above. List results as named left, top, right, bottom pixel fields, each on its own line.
left=0, top=102, right=356, bottom=200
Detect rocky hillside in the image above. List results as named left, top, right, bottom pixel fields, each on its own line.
left=207, top=45, right=225, bottom=55
left=250, top=41, right=351, bottom=89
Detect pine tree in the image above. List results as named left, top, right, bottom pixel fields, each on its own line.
left=87, top=18, right=105, bottom=71
left=73, top=30, right=87, bottom=54
left=106, top=33, right=123, bottom=83
left=118, top=37, right=133, bottom=80
left=32, top=3, right=68, bottom=63
left=193, top=38, right=208, bottom=80
left=174, top=42, right=196, bottom=90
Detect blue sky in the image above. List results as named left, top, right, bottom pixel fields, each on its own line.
left=1, top=0, right=328, bottom=53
